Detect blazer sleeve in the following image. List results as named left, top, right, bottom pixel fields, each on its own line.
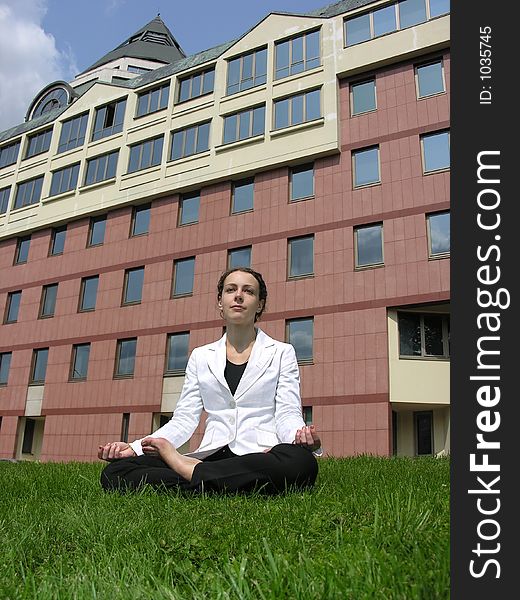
left=129, top=348, right=203, bottom=455
left=274, top=343, right=306, bottom=443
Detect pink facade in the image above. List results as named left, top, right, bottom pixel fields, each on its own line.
left=0, top=51, right=450, bottom=461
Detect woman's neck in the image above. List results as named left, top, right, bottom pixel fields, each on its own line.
left=225, top=324, right=257, bottom=353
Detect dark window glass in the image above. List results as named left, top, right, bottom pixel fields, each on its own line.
left=50, top=164, right=80, bottom=196
left=345, top=13, right=371, bottom=45
left=136, top=83, right=170, bottom=117
left=58, top=113, right=89, bottom=153
left=85, top=151, right=119, bottom=186
left=4, top=291, right=21, bottom=324
left=177, top=68, right=215, bottom=102
left=415, top=411, right=433, bottom=455
left=170, top=122, right=210, bottom=160
left=14, top=176, right=43, bottom=209
left=289, top=236, right=314, bottom=278
left=228, top=246, right=251, bottom=269
left=115, top=338, right=137, bottom=377
left=226, top=48, right=267, bottom=95
left=88, top=216, right=106, bottom=247
left=373, top=5, right=397, bottom=36
left=351, top=80, right=376, bottom=115
left=303, top=406, right=313, bottom=425
left=0, top=140, right=21, bottom=168
left=428, top=212, right=450, bottom=256
left=287, top=318, right=313, bottom=362
left=399, top=0, right=427, bottom=28
left=15, top=236, right=31, bottom=264
left=290, top=163, right=314, bottom=201
left=79, top=276, right=99, bottom=312
left=166, top=332, right=190, bottom=374
left=0, top=187, right=10, bottom=214
left=274, top=89, right=321, bottom=129
left=179, top=192, right=200, bottom=225
left=123, top=267, right=145, bottom=305
left=417, top=61, right=444, bottom=97
left=422, top=131, right=450, bottom=172
left=121, top=413, right=130, bottom=442
left=128, top=136, right=163, bottom=173
left=424, top=315, right=444, bottom=356
left=92, top=98, right=127, bottom=141
left=31, top=348, right=49, bottom=383
left=172, top=257, right=195, bottom=296
left=25, top=128, right=53, bottom=158
left=50, top=227, right=67, bottom=256
left=131, top=204, right=150, bottom=236
left=70, top=344, right=90, bottom=380
left=353, top=147, right=380, bottom=186
left=429, top=0, right=450, bottom=18
left=223, top=105, right=265, bottom=144
left=232, top=179, right=254, bottom=213
left=22, top=418, right=36, bottom=454
left=275, top=30, right=320, bottom=80
left=39, top=284, right=58, bottom=318
left=399, top=313, right=422, bottom=356
left=355, top=224, right=384, bottom=267
left=0, top=352, right=12, bottom=385
left=399, top=313, right=450, bottom=358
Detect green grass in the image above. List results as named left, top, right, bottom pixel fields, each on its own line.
left=0, top=456, right=449, bottom=599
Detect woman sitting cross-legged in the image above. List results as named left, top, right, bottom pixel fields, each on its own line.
left=98, top=267, right=321, bottom=495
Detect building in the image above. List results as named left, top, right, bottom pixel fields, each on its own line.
left=0, top=0, right=450, bottom=462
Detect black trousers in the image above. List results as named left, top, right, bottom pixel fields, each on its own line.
left=100, top=443, right=318, bottom=495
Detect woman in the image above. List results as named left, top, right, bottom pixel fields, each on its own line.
left=98, top=267, right=321, bottom=494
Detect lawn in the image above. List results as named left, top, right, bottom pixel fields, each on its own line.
left=0, top=456, right=449, bottom=599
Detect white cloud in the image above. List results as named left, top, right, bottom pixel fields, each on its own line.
left=0, top=1, right=78, bottom=133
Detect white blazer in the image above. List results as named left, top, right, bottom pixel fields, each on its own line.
left=130, top=328, right=306, bottom=456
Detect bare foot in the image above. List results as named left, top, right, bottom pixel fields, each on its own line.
left=141, top=437, right=202, bottom=481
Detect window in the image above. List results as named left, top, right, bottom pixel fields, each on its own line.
left=275, top=30, right=320, bottom=80
left=226, top=47, right=267, bottom=95
left=70, top=343, right=90, bottom=381
left=232, top=179, right=254, bottom=214
left=170, top=122, right=210, bottom=160
left=414, top=411, right=433, bottom=455
left=345, top=12, right=372, bottom=45
left=398, top=312, right=450, bottom=358
left=49, top=226, right=67, bottom=256
left=290, top=163, right=314, bottom=201
left=130, top=204, right=151, bottom=236
left=128, top=65, right=152, bottom=74
left=223, top=105, right=265, bottom=144
left=21, top=418, right=36, bottom=454
left=178, top=68, right=215, bottom=102
left=57, top=113, right=89, bottom=153
left=85, top=151, right=118, bottom=185
left=50, top=163, right=80, bottom=196
left=120, top=413, right=130, bottom=442
left=14, top=236, right=31, bottom=264
left=14, top=176, right=44, bottom=209
left=351, top=80, right=376, bottom=115
left=0, top=187, right=10, bottom=214
left=228, top=246, right=252, bottom=269
left=399, top=0, right=427, bottom=29
left=0, top=352, right=11, bottom=385
left=88, top=216, right=107, bottom=247
left=115, top=338, right=137, bottom=377
left=288, top=236, right=314, bottom=278
left=136, top=82, right=170, bottom=116
left=0, top=140, right=21, bottom=168
left=429, top=0, right=450, bottom=18
left=303, top=406, right=313, bottom=425
left=274, top=89, right=321, bottom=129
left=353, top=146, right=380, bottom=187
left=172, top=257, right=195, bottom=297
left=39, top=283, right=58, bottom=318
left=165, top=332, right=190, bottom=374
left=416, top=61, right=445, bottom=98
left=178, top=192, right=200, bottom=226
left=355, top=223, right=384, bottom=268
left=422, top=131, right=450, bottom=172
left=79, top=276, right=99, bottom=312
left=122, top=267, right=145, bottom=305
left=4, top=291, right=21, bottom=323
left=25, top=128, right=53, bottom=158
left=286, top=318, right=313, bottom=363
left=30, top=348, right=49, bottom=384
left=427, top=212, right=450, bottom=257
left=373, top=4, right=398, bottom=36
left=127, top=136, right=163, bottom=173
left=92, top=98, right=127, bottom=141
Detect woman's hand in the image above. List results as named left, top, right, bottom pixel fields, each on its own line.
left=98, top=441, right=136, bottom=462
left=141, top=436, right=175, bottom=460
left=294, top=425, right=321, bottom=452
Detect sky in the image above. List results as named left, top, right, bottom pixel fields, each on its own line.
left=0, top=0, right=334, bottom=133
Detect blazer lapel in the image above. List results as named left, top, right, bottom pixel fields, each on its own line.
left=234, top=329, right=276, bottom=401
left=206, top=333, right=230, bottom=394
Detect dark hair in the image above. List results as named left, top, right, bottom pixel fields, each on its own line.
left=217, top=267, right=267, bottom=322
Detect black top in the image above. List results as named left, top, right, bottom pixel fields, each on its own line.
left=224, top=359, right=248, bottom=396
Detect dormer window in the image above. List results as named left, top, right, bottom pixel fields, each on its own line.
left=26, top=82, right=74, bottom=121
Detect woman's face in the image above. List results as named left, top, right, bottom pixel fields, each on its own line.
left=219, top=271, right=264, bottom=326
